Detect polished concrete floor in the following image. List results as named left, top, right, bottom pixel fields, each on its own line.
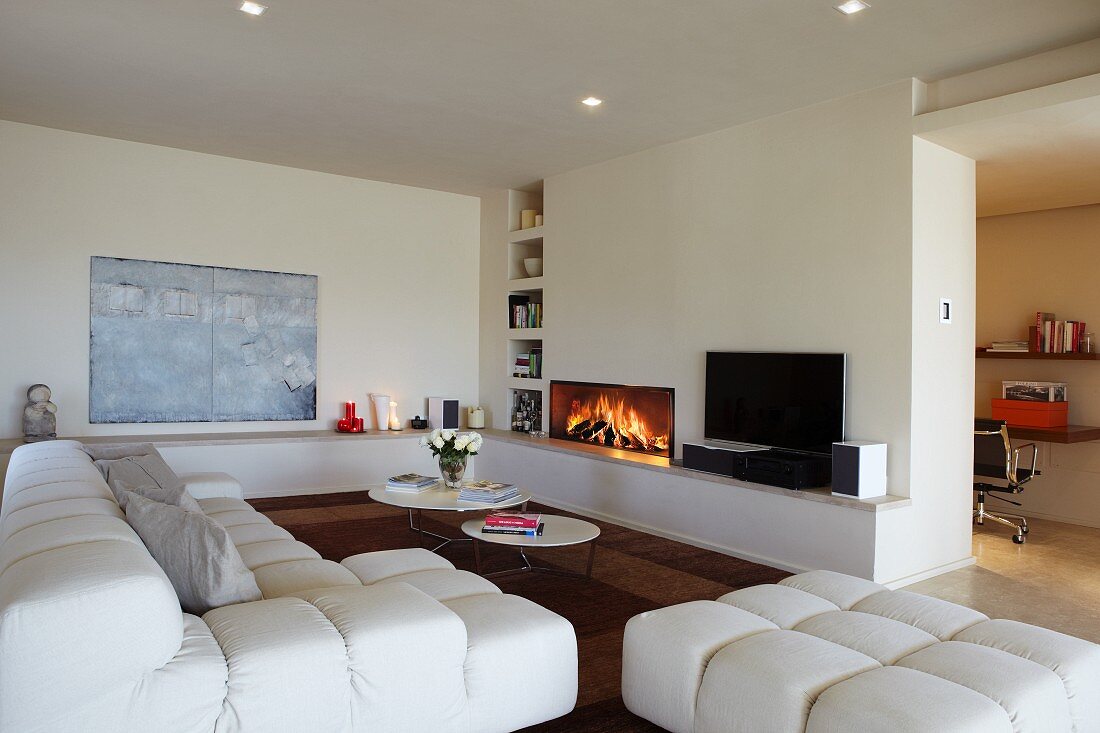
left=909, top=517, right=1100, bottom=643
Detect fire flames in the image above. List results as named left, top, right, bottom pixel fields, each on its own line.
left=565, top=394, right=670, bottom=453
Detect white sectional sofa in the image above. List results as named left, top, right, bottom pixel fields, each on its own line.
left=0, top=441, right=578, bottom=732
left=623, top=570, right=1100, bottom=732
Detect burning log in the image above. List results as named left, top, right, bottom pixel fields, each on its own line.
left=603, top=428, right=616, bottom=446
left=569, top=419, right=592, bottom=435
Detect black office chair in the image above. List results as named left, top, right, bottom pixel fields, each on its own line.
left=973, top=418, right=1037, bottom=544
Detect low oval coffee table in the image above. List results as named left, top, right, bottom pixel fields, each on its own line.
left=461, top=515, right=600, bottom=579
left=367, top=483, right=532, bottom=552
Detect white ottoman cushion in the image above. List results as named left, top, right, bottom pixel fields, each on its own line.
left=197, top=497, right=254, bottom=515
left=954, top=619, right=1100, bottom=732
left=717, top=584, right=839, bottom=629
left=342, top=548, right=456, bottom=584
left=695, top=630, right=880, bottom=733
left=236, top=539, right=321, bottom=571
left=622, top=600, right=778, bottom=733
left=444, top=593, right=578, bottom=733
left=178, top=472, right=243, bottom=500
left=374, top=568, right=501, bottom=602
left=252, top=559, right=361, bottom=598
left=794, top=610, right=939, bottom=665
left=204, top=509, right=271, bottom=529
left=896, top=641, right=1072, bottom=731
left=807, top=666, right=1013, bottom=732
left=226, top=523, right=294, bottom=548
left=778, top=569, right=885, bottom=609
left=853, top=589, right=988, bottom=640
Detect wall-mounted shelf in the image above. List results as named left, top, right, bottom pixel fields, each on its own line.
left=509, top=376, right=545, bottom=390
left=508, top=226, right=544, bottom=244
left=976, top=349, right=1099, bottom=361
left=507, top=276, right=544, bottom=289
left=508, top=327, right=543, bottom=337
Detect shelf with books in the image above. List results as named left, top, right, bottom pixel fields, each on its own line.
left=976, top=349, right=1099, bottom=361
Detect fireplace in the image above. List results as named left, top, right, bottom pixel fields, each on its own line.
left=550, top=380, right=674, bottom=460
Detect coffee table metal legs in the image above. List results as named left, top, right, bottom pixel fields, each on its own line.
left=473, top=538, right=596, bottom=580
left=408, top=509, right=473, bottom=553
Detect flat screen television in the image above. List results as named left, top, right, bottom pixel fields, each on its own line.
left=704, top=352, right=845, bottom=455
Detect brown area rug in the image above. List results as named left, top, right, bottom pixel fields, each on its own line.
left=249, top=491, right=790, bottom=732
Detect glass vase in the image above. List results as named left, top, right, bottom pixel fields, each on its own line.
left=439, top=455, right=468, bottom=489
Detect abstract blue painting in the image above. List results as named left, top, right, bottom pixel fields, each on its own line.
left=90, top=257, right=317, bottom=423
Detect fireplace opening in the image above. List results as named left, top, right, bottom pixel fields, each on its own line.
left=550, top=380, right=674, bottom=460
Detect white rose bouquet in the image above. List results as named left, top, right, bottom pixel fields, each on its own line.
left=419, top=429, right=483, bottom=487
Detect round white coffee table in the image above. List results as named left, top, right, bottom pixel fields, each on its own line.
left=367, top=483, right=532, bottom=552
left=461, top=515, right=601, bottom=579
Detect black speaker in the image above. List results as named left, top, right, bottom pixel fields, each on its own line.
left=683, top=443, right=737, bottom=477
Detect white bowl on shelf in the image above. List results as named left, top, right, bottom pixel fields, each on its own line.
left=523, top=258, right=544, bottom=278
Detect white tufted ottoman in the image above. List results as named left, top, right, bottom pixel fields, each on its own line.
left=622, top=570, right=1100, bottom=732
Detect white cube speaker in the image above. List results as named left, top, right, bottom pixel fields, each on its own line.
left=428, top=397, right=460, bottom=431
left=831, top=441, right=887, bottom=499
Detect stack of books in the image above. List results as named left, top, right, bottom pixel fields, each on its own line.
left=458, top=480, right=520, bottom=503
left=512, top=347, right=543, bottom=378
left=482, top=511, right=545, bottom=536
left=385, top=473, right=438, bottom=492
left=987, top=340, right=1029, bottom=353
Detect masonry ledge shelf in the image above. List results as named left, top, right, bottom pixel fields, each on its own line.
left=483, top=429, right=910, bottom=513
left=0, top=428, right=431, bottom=455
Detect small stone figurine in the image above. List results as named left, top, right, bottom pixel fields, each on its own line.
left=23, top=384, right=58, bottom=443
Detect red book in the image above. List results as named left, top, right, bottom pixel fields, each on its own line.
left=485, top=511, right=541, bottom=528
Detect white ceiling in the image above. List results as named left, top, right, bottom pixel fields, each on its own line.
left=2, top=1, right=1100, bottom=194
left=921, top=94, right=1100, bottom=217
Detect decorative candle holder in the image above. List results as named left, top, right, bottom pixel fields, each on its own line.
left=337, top=401, right=364, bottom=432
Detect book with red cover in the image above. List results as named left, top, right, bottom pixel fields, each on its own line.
left=484, top=511, right=541, bottom=528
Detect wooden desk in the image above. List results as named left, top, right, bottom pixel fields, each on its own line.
left=1006, top=425, right=1100, bottom=444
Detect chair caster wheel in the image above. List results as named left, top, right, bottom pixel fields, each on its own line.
left=1012, top=534, right=1026, bottom=544
left=1021, top=526, right=1029, bottom=534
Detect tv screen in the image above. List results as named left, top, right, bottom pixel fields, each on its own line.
left=704, top=352, right=845, bottom=455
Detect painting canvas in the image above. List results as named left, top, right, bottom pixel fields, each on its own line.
left=90, top=257, right=317, bottom=423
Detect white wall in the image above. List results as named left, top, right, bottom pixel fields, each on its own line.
left=0, top=121, right=481, bottom=441
left=875, top=138, right=976, bottom=583
left=976, top=204, right=1100, bottom=527
left=479, top=81, right=978, bottom=583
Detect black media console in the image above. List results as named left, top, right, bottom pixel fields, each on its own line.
left=682, top=442, right=831, bottom=490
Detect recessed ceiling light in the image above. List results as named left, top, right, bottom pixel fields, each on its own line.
left=239, top=1, right=267, bottom=16
left=834, top=0, right=869, bottom=14
left=581, top=97, right=603, bottom=107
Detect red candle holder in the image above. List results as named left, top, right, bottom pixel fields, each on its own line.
left=338, top=402, right=364, bottom=432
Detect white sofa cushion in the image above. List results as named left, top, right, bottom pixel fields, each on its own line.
left=806, top=666, right=1013, bottom=732
left=954, top=619, right=1100, bottom=731
left=622, top=600, right=778, bottom=733
left=204, top=597, right=352, bottom=732
left=300, top=583, right=472, bottom=733
left=0, top=540, right=183, bottom=732
left=445, top=592, right=579, bottom=733
left=896, top=641, right=1072, bottom=731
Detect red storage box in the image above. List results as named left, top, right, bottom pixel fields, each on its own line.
left=991, top=398, right=1068, bottom=428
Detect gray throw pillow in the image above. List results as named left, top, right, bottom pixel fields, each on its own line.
left=122, top=491, right=263, bottom=615
left=82, top=442, right=157, bottom=461
left=95, top=452, right=181, bottom=494
left=110, top=480, right=203, bottom=513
